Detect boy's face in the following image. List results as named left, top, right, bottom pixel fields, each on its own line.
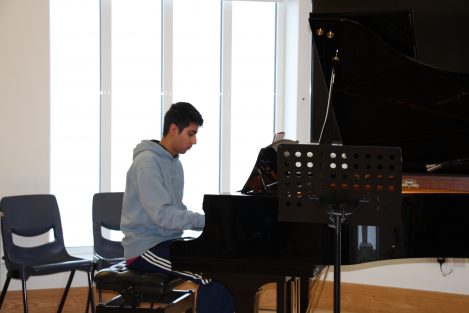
left=172, top=122, right=199, bottom=155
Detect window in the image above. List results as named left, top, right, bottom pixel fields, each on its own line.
left=50, top=0, right=284, bottom=247
left=228, top=1, right=276, bottom=190
left=50, top=0, right=100, bottom=247
left=109, top=0, right=163, bottom=191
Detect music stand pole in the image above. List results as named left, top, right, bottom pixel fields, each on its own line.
left=331, top=207, right=344, bottom=313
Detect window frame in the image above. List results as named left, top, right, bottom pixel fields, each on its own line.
left=53, top=0, right=312, bottom=250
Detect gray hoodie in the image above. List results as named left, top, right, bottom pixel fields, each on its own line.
left=121, top=140, right=205, bottom=259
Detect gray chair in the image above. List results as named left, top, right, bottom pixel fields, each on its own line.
left=92, top=192, right=125, bottom=271
left=0, top=194, right=95, bottom=313
left=91, top=192, right=125, bottom=302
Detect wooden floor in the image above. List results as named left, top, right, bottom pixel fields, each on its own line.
left=0, top=287, right=341, bottom=313
left=1, top=281, right=469, bottom=313
left=256, top=280, right=469, bottom=313
left=0, top=287, right=94, bottom=313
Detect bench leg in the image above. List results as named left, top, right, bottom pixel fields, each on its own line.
left=96, top=290, right=194, bottom=313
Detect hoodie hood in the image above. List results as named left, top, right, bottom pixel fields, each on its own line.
left=133, top=140, right=176, bottom=161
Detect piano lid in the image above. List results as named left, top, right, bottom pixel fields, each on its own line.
left=310, top=11, right=469, bottom=174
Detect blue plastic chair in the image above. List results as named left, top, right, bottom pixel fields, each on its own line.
left=92, top=192, right=125, bottom=272
left=0, top=194, right=95, bottom=313
left=91, top=192, right=125, bottom=302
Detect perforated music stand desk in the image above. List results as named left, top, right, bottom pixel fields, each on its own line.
left=277, top=144, right=402, bottom=313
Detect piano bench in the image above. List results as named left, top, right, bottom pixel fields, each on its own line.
left=94, top=261, right=194, bottom=313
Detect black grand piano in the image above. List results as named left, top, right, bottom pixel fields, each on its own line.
left=171, top=11, right=469, bottom=313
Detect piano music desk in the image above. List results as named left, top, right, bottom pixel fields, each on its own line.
left=402, top=174, right=469, bottom=194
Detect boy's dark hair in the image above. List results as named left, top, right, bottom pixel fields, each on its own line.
left=163, top=102, right=204, bottom=136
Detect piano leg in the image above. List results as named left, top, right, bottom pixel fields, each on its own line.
left=277, top=277, right=289, bottom=313
left=280, top=276, right=309, bottom=313
left=300, top=276, right=309, bottom=313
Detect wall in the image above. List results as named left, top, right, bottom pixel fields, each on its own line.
left=0, top=0, right=50, bottom=193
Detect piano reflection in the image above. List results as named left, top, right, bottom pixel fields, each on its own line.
left=171, top=10, right=469, bottom=313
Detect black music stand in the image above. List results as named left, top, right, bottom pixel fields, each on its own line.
left=277, top=144, right=402, bottom=313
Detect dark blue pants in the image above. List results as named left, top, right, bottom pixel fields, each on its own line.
left=128, top=240, right=234, bottom=313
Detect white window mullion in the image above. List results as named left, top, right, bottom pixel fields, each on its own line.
left=220, top=0, right=233, bottom=193
left=162, top=0, right=173, bottom=117
left=275, top=1, right=285, bottom=133
left=100, top=0, right=112, bottom=192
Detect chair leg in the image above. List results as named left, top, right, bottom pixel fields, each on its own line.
left=86, top=261, right=97, bottom=312
left=0, top=275, right=11, bottom=309
left=57, top=270, right=75, bottom=313
left=87, top=270, right=96, bottom=313
left=21, top=278, right=28, bottom=313
left=86, top=288, right=94, bottom=313
left=89, top=287, right=103, bottom=306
